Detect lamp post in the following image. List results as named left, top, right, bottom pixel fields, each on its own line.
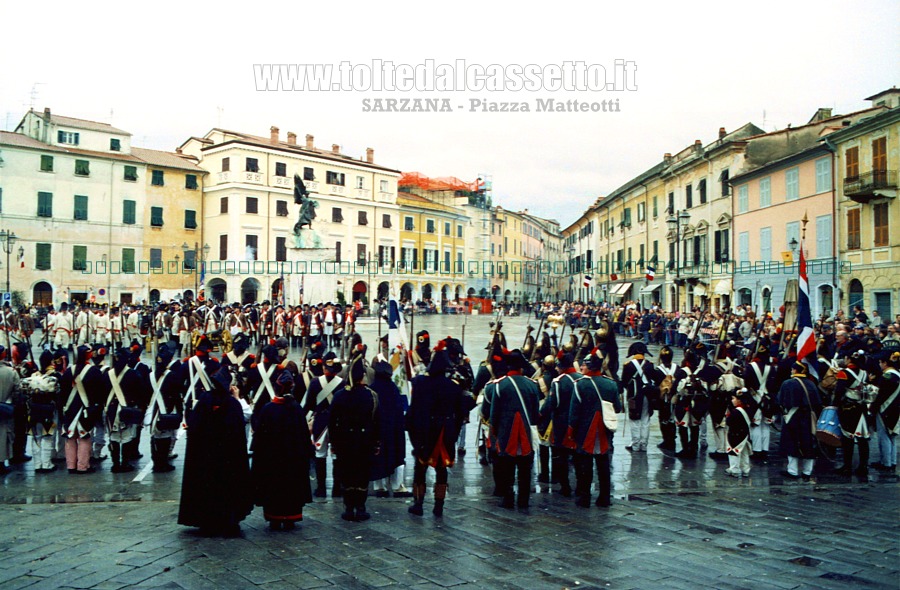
left=789, top=237, right=799, bottom=261
left=182, top=242, right=211, bottom=302
left=0, top=230, right=19, bottom=300
left=566, top=245, right=575, bottom=301
left=666, top=210, right=691, bottom=312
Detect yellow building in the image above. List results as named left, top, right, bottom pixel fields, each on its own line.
left=826, top=93, right=900, bottom=319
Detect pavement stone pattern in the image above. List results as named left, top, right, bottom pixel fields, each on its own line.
left=1, top=314, right=898, bottom=589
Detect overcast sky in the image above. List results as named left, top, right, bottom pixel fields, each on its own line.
left=2, top=1, right=897, bottom=229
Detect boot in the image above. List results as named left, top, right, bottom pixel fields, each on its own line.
left=432, top=483, right=448, bottom=517
left=110, top=442, right=125, bottom=473
left=355, top=490, right=371, bottom=521
left=658, top=423, right=676, bottom=451
left=408, top=483, right=426, bottom=516
left=152, top=439, right=175, bottom=472
left=538, top=446, right=550, bottom=484
left=836, top=439, right=854, bottom=475
left=675, top=428, right=692, bottom=458
left=331, top=459, right=343, bottom=497
left=314, top=458, right=327, bottom=497
left=341, top=491, right=356, bottom=522
left=553, top=454, right=571, bottom=496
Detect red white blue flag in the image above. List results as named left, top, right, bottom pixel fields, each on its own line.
left=583, top=275, right=592, bottom=288
left=646, top=265, right=656, bottom=281
left=796, top=239, right=818, bottom=378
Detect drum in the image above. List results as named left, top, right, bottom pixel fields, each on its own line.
left=816, top=406, right=842, bottom=447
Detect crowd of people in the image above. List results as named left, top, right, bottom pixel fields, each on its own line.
left=0, top=295, right=898, bottom=537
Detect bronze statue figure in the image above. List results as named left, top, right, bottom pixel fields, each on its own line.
left=293, top=173, right=317, bottom=232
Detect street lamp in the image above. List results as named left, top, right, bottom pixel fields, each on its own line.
left=566, top=245, right=575, bottom=300
left=789, top=237, right=799, bottom=261
left=666, top=210, right=691, bottom=312
left=0, top=229, right=19, bottom=299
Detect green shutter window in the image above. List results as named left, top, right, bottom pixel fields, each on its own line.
left=74, top=195, right=88, bottom=220
left=75, top=159, right=90, bottom=176
left=123, top=200, right=136, bottom=224
left=110, top=138, right=121, bottom=151
left=122, top=248, right=135, bottom=273
left=151, top=170, right=164, bottom=186
left=150, top=248, right=162, bottom=269
left=37, top=192, right=53, bottom=217
left=73, top=246, right=87, bottom=271
left=185, top=174, right=198, bottom=189
left=36, top=243, right=51, bottom=270
left=40, top=155, right=54, bottom=172
left=184, top=210, right=197, bottom=229
left=151, top=206, right=163, bottom=227
left=124, top=166, right=137, bottom=181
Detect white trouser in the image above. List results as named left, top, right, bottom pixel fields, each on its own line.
left=92, top=424, right=107, bottom=456
left=750, top=423, right=770, bottom=453
left=31, top=425, right=55, bottom=470
left=108, top=424, right=136, bottom=444
left=787, top=456, right=814, bottom=476
left=374, top=464, right=408, bottom=492
left=727, top=446, right=751, bottom=475
left=699, top=415, right=708, bottom=445
left=631, top=399, right=651, bottom=449
left=713, top=423, right=727, bottom=453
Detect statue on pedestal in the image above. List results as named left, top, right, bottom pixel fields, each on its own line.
left=292, top=174, right=322, bottom=248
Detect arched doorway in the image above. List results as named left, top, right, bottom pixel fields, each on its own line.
left=504, top=289, right=511, bottom=302
left=441, top=284, right=450, bottom=304
left=241, top=278, right=260, bottom=304
left=377, top=281, right=389, bottom=301
left=467, top=287, right=476, bottom=298
left=848, top=279, right=864, bottom=314
left=32, top=281, right=53, bottom=306
left=400, top=282, right=413, bottom=301
left=149, top=289, right=161, bottom=304
left=738, top=288, right=752, bottom=307
left=455, top=286, right=463, bottom=300
left=353, top=280, right=368, bottom=304
left=208, top=278, right=227, bottom=304
left=491, top=285, right=500, bottom=300
left=479, top=287, right=488, bottom=299
left=422, top=284, right=433, bottom=301
left=818, top=284, right=834, bottom=318
left=271, top=279, right=283, bottom=303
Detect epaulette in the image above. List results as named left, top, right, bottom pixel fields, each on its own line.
left=250, top=362, right=259, bottom=369
left=835, top=370, right=848, bottom=380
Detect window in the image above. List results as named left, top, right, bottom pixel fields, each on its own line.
left=75, top=159, right=90, bottom=176
left=846, top=208, right=860, bottom=250
left=874, top=202, right=889, bottom=247
left=382, top=214, right=391, bottom=229
left=122, top=248, right=135, bottom=273
left=378, top=245, right=389, bottom=266
left=357, top=244, right=367, bottom=265
left=185, top=174, right=198, bottom=189
left=246, top=197, right=258, bottom=214
left=737, top=185, right=748, bottom=213
left=57, top=131, right=79, bottom=145
left=184, top=210, right=197, bottom=229
left=457, top=224, right=463, bottom=238
left=444, top=222, right=451, bottom=235
left=74, top=195, right=88, bottom=220
left=245, top=235, right=258, bottom=260
left=667, top=192, right=674, bottom=214
left=123, top=200, right=136, bottom=224
left=36, top=243, right=51, bottom=270
left=404, top=216, right=414, bottom=231
left=720, top=169, right=730, bottom=197
left=358, top=211, right=368, bottom=225
left=815, top=157, right=831, bottom=193
left=637, top=203, right=645, bottom=223
left=246, top=158, right=259, bottom=173
left=303, top=167, right=314, bottom=181
left=639, top=244, right=645, bottom=266
left=150, top=206, right=163, bottom=227
left=220, top=197, right=229, bottom=214
left=738, top=232, right=749, bottom=264
left=759, top=177, right=771, bottom=207
left=380, top=180, right=389, bottom=192
left=40, top=155, right=53, bottom=172
left=427, top=219, right=436, bottom=233
left=73, top=246, right=87, bottom=271
left=355, top=176, right=364, bottom=189
left=652, top=195, right=658, bottom=218
left=276, top=200, right=288, bottom=217
left=332, top=207, right=343, bottom=223
left=759, top=227, right=772, bottom=262
left=326, top=171, right=345, bottom=185
left=335, top=241, right=342, bottom=263
left=685, top=185, right=693, bottom=208
left=275, top=162, right=287, bottom=177
left=845, top=147, right=859, bottom=180
left=714, top=229, right=729, bottom=263
left=785, top=168, right=799, bottom=201
left=151, top=170, right=164, bottom=186
left=623, top=208, right=632, bottom=226
left=815, top=214, right=832, bottom=259
left=219, top=234, right=228, bottom=260
left=182, top=249, right=195, bottom=271
left=222, top=157, right=230, bottom=172
left=37, top=192, right=52, bottom=217
left=124, top=165, right=137, bottom=181
left=652, top=240, right=658, bottom=263
left=444, top=250, right=451, bottom=271
left=150, top=248, right=162, bottom=269
left=276, top=237, right=287, bottom=262
left=873, top=137, right=887, bottom=172
left=698, top=179, right=707, bottom=204
left=110, top=138, right=121, bottom=152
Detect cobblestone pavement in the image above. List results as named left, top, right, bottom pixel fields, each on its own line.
left=1, top=315, right=898, bottom=589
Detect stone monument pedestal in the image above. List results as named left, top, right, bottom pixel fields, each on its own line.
left=286, top=243, right=336, bottom=306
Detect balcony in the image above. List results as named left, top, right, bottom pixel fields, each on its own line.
left=329, top=184, right=345, bottom=196
left=354, top=188, right=371, bottom=199
left=844, top=170, right=897, bottom=203
left=272, top=175, right=292, bottom=188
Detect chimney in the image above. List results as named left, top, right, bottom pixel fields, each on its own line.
left=693, top=139, right=703, bottom=154
left=664, top=153, right=672, bottom=165
left=332, top=144, right=340, bottom=155
left=287, top=132, right=297, bottom=145
left=270, top=126, right=279, bottom=144
left=718, top=127, right=726, bottom=139
left=366, top=147, right=374, bottom=164
left=175, top=147, right=182, bottom=154
left=305, top=134, right=314, bottom=149
left=812, top=107, right=833, bottom=122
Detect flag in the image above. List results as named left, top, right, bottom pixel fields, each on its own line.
left=583, top=275, right=592, bottom=288
left=646, top=265, right=656, bottom=281
left=796, top=239, right=819, bottom=380
left=17, top=248, right=24, bottom=268
left=610, top=273, right=618, bottom=281
left=387, top=287, right=412, bottom=403
left=199, top=260, right=206, bottom=289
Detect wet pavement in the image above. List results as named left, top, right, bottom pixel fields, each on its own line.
left=1, top=314, right=899, bottom=589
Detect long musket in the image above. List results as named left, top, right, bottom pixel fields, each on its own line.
left=528, top=314, right=547, bottom=363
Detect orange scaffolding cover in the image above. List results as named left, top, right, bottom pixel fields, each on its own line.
left=399, top=172, right=481, bottom=192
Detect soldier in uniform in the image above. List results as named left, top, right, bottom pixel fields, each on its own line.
left=104, top=347, right=145, bottom=473
left=54, top=302, right=75, bottom=357
left=621, top=342, right=659, bottom=453
left=655, top=346, right=678, bottom=452
left=23, top=366, right=60, bottom=472
left=833, top=350, right=874, bottom=476
left=0, top=346, right=20, bottom=475
left=370, top=356, right=411, bottom=498
left=147, top=344, right=183, bottom=472
left=743, top=342, right=776, bottom=462
left=411, top=330, right=431, bottom=375
left=724, top=388, right=754, bottom=477
left=59, top=346, right=105, bottom=474
left=182, top=336, right=220, bottom=423
left=776, top=362, right=821, bottom=481
left=567, top=348, right=622, bottom=507
left=303, top=351, right=344, bottom=497
left=870, top=351, right=900, bottom=473
left=248, top=345, right=284, bottom=434
left=329, top=354, right=380, bottom=521
left=540, top=350, right=580, bottom=496
left=672, top=348, right=709, bottom=459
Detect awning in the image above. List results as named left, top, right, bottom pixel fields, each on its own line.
left=713, top=279, right=732, bottom=296
left=640, top=283, right=661, bottom=294
left=610, top=282, right=633, bottom=297
left=693, top=283, right=707, bottom=297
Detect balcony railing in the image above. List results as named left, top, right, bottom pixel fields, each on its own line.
left=844, top=170, right=897, bottom=203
